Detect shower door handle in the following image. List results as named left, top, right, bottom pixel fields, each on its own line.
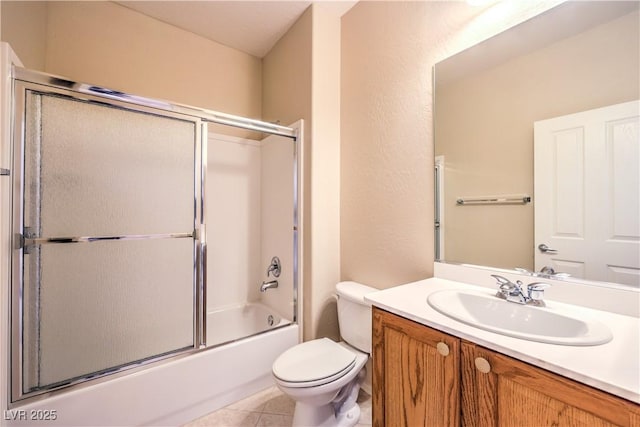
left=20, top=231, right=195, bottom=246
left=19, top=232, right=196, bottom=253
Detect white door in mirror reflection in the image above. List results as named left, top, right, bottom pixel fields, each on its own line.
left=534, top=100, right=640, bottom=287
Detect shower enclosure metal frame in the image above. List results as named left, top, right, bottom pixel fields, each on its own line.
left=8, top=67, right=300, bottom=405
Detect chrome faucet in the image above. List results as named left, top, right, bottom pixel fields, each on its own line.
left=260, top=280, right=279, bottom=292
left=491, top=274, right=550, bottom=307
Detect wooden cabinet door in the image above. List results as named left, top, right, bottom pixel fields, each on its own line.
left=372, top=308, right=460, bottom=427
left=461, top=341, right=640, bottom=427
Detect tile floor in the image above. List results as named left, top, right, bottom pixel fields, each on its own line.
left=183, top=385, right=372, bottom=427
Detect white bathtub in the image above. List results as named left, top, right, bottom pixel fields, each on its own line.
left=207, top=303, right=291, bottom=347
left=8, top=318, right=298, bottom=426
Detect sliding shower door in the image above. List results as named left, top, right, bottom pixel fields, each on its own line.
left=11, top=79, right=205, bottom=401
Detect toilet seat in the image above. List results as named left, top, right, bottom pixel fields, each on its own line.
left=272, top=338, right=357, bottom=388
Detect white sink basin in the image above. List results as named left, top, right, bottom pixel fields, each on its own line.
left=427, top=289, right=613, bottom=346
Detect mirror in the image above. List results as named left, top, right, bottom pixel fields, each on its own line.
left=434, top=1, right=639, bottom=287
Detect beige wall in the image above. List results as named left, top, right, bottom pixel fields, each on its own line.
left=341, top=2, right=438, bottom=289
left=1, top=1, right=262, bottom=127
left=340, top=1, right=563, bottom=289
left=0, top=1, right=47, bottom=71
left=263, top=7, right=313, bottom=340
left=262, top=4, right=342, bottom=341
left=437, top=9, right=639, bottom=271
left=308, top=4, right=342, bottom=342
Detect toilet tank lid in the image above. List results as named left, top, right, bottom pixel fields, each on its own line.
left=336, top=281, right=377, bottom=304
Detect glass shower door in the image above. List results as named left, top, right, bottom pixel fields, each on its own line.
left=12, top=83, right=204, bottom=400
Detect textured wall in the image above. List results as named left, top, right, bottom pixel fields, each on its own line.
left=263, top=5, right=343, bottom=341
left=0, top=1, right=47, bottom=71
left=1, top=1, right=262, bottom=131
left=262, top=7, right=314, bottom=340
left=341, top=1, right=562, bottom=289
left=308, top=4, right=342, bottom=342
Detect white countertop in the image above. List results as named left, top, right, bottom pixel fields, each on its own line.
left=365, top=277, right=640, bottom=404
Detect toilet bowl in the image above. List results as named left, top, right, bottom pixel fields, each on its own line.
left=272, top=281, right=376, bottom=427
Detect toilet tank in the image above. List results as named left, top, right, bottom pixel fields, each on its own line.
left=336, top=281, right=377, bottom=353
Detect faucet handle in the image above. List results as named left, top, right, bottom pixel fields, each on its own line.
left=491, top=274, right=512, bottom=287
left=527, top=282, right=551, bottom=301
left=492, top=275, right=523, bottom=300
left=267, top=256, right=281, bottom=277
left=491, top=274, right=522, bottom=291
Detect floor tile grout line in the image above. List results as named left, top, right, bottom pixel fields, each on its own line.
left=182, top=385, right=371, bottom=427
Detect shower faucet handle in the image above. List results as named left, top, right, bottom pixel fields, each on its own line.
left=267, top=256, right=281, bottom=278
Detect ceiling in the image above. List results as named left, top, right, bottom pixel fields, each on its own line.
left=115, top=1, right=357, bottom=58
left=436, top=0, right=639, bottom=86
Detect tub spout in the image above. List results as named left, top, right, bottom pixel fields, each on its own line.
left=260, top=280, right=279, bottom=292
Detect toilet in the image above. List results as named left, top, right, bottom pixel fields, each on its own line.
left=272, top=281, right=376, bottom=427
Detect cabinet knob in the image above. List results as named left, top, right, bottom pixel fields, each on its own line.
left=436, top=342, right=450, bottom=356
left=474, top=357, right=491, bottom=374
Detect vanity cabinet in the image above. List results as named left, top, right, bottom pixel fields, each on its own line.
left=461, top=341, right=640, bottom=426
left=372, top=307, right=640, bottom=427
left=372, top=307, right=460, bottom=426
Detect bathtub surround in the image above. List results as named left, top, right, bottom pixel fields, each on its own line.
left=260, top=134, right=299, bottom=323
left=0, top=58, right=302, bottom=424
left=206, top=304, right=289, bottom=348
left=207, top=133, right=263, bottom=313
left=206, top=131, right=296, bottom=331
